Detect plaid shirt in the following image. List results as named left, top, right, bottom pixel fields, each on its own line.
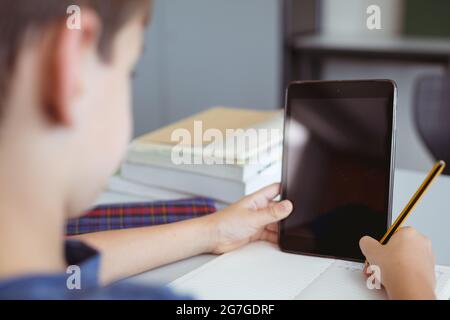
left=66, top=198, right=216, bottom=236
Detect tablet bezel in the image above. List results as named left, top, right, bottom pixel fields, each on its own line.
left=279, top=79, right=397, bottom=262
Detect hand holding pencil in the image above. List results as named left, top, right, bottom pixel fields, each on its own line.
left=359, top=161, right=445, bottom=299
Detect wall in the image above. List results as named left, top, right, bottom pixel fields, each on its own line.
left=132, top=0, right=282, bottom=137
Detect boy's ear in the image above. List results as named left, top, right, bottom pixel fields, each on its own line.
left=42, top=9, right=100, bottom=125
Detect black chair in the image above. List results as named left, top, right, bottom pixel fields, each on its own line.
left=414, top=74, right=450, bottom=175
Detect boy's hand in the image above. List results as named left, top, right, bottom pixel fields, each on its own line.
left=359, top=227, right=436, bottom=300
left=205, top=183, right=293, bottom=254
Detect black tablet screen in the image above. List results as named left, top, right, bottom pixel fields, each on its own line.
left=281, top=85, right=395, bottom=261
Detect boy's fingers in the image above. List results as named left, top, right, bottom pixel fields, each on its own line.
left=243, top=183, right=280, bottom=209
left=260, top=230, right=278, bottom=244
left=255, top=200, right=293, bottom=226
left=254, top=183, right=280, bottom=200
left=266, top=223, right=279, bottom=232
left=363, top=264, right=370, bottom=276
left=359, top=236, right=382, bottom=261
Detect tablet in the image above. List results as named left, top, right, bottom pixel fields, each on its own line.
left=279, top=80, right=397, bottom=262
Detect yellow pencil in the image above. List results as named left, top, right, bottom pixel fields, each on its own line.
left=380, top=160, right=446, bottom=245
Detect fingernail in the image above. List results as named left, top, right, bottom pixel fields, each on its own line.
left=279, top=201, right=292, bottom=213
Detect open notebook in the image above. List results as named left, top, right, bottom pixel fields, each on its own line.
left=169, top=241, right=450, bottom=300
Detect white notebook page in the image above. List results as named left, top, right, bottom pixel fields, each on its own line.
left=295, top=260, right=387, bottom=300
left=169, top=241, right=334, bottom=300
left=169, top=241, right=450, bottom=300
left=297, top=261, right=450, bottom=300
left=435, top=266, right=450, bottom=300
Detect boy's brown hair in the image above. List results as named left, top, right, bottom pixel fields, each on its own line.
left=0, top=0, right=150, bottom=109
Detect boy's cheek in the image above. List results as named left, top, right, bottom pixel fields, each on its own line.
left=113, top=74, right=133, bottom=144
left=102, top=75, right=133, bottom=166
left=82, top=71, right=131, bottom=170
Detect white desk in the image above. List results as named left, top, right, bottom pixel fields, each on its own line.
left=96, top=169, right=450, bottom=286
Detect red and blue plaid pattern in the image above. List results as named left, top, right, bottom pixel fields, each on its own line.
left=66, top=198, right=216, bottom=236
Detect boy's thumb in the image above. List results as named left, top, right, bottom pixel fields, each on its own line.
left=258, top=200, right=293, bottom=225
left=359, top=236, right=381, bottom=259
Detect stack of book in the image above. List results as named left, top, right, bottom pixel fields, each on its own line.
left=108, top=107, right=283, bottom=206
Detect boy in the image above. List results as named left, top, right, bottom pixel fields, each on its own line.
left=0, top=0, right=436, bottom=299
